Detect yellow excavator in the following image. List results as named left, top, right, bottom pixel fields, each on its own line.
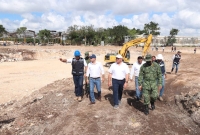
left=104, top=34, right=152, bottom=66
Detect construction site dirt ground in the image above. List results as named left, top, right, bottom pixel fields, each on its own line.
left=0, top=45, right=200, bottom=135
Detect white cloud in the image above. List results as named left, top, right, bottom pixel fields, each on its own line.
left=0, top=0, right=200, bottom=36
left=0, top=0, right=182, bottom=14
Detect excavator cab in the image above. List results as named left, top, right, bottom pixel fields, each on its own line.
left=125, top=50, right=130, bottom=60
left=104, top=50, right=118, bottom=67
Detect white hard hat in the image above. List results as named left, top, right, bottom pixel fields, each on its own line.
left=156, top=54, right=163, bottom=60
left=116, top=54, right=123, bottom=58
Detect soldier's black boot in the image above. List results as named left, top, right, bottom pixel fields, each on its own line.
left=151, top=101, right=155, bottom=110
left=144, top=105, right=149, bottom=115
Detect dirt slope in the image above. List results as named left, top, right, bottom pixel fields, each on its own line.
left=0, top=45, right=200, bottom=135
left=0, top=75, right=199, bottom=135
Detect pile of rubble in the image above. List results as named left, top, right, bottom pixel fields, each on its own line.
left=0, top=48, right=35, bottom=63
left=175, top=92, right=200, bottom=125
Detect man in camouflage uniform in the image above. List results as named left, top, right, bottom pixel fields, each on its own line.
left=138, top=54, right=162, bottom=115
left=84, top=52, right=91, bottom=98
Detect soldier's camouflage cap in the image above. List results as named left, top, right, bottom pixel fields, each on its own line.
left=85, top=52, right=89, bottom=56
left=145, top=54, right=152, bottom=61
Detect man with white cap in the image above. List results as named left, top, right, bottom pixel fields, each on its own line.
left=171, top=51, right=181, bottom=74
left=86, top=54, right=105, bottom=104
left=108, top=54, right=130, bottom=109
left=156, top=54, right=166, bottom=101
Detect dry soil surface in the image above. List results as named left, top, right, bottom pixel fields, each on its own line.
left=0, top=45, right=200, bottom=135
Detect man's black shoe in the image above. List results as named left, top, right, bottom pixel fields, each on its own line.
left=98, top=96, right=101, bottom=101
left=89, top=102, right=95, bottom=105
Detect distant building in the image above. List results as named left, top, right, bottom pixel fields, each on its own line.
left=124, top=36, right=134, bottom=43
left=124, top=35, right=200, bottom=47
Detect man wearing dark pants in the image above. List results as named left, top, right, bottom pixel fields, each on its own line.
left=84, top=52, right=91, bottom=98
left=171, top=51, right=181, bottom=74
left=86, top=54, right=104, bottom=104
left=156, top=54, right=167, bottom=101
left=108, top=54, right=130, bottom=109
left=60, top=50, right=87, bottom=102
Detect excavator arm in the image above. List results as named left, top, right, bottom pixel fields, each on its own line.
left=142, top=34, right=152, bottom=57
left=119, top=34, right=152, bottom=58
left=104, top=34, right=152, bottom=66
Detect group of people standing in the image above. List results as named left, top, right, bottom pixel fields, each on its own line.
left=130, top=54, right=166, bottom=115
left=59, top=50, right=181, bottom=115
left=60, top=51, right=104, bottom=103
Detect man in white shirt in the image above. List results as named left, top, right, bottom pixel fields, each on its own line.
left=59, top=50, right=87, bottom=102
left=86, top=54, right=104, bottom=104
left=130, top=56, right=145, bottom=101
left=108, top=54, right=130, bottom=109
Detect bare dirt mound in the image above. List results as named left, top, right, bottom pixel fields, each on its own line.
left=0, top=48, right=35, bottom=62
left=0, top=76, right=200, bottom=135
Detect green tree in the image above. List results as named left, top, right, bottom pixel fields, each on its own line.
left=17, top=27, right=27, bottom=43
left=136, top=28, right=144, bottom=35
left=143, top=21, right=160, bottom=35
left=167, top=28, right=179, bottom=46
left=128, top=28, right=136, bottom=37
left=143, top=21, right=160, bottom=47
left=112, top=25, right=129, bottom=45
left=79, top=26, right=87, bottom=45
left=95, top=28, right=107, bottom=44
left=38, top=29, right=51, bottom=44
left=67, top=25, right=80, bottom=45
left=86, top=25, right=95, bottom=45
left=0, top=24, right=6, bottom=37
left=78, top=25, right=95, bottom=45
left=105, top=28, right=114, bottom=44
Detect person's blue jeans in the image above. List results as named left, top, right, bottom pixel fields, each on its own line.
left=73, top=75, right=84, bottom=97
left=89, top=78, right=101, bottom=102
left=135, top=76, right=142, bottom=99
left=172, top=63, right=179, bottom=73
left=112, top=78, right=125, bottom=106
left=159, top=75, right=165, bottom=97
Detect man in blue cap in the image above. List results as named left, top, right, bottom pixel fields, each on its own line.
left=86, top=54, right=105, bottom=104
left=60, top=50, right=87, bottom=102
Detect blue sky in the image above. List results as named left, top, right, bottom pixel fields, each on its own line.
left=0, top=0, right=200, bottom=36
left=0, top=13, right=22, bottom=20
